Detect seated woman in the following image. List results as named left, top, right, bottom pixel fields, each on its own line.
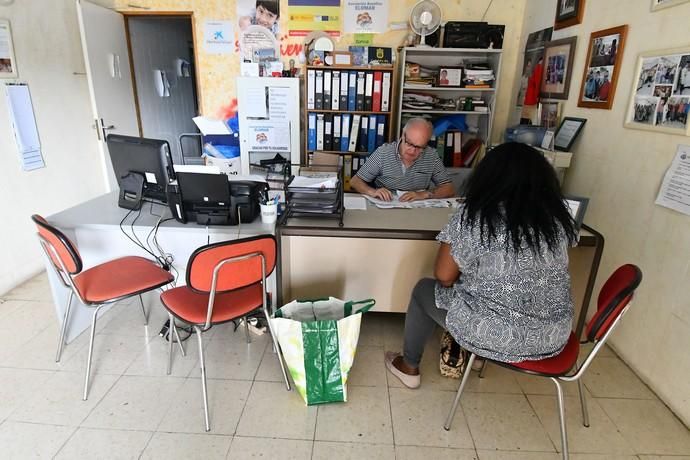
left=385, top=142, right=578, bottom=388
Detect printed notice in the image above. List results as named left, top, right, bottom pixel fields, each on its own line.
left=656, top=144, right=690, bottom=216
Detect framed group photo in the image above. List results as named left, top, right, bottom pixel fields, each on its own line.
left=624, top=46, right=690, bottom=136
left=540, top=37, right=577, bottom=100
left=554, top=0, right=585, bottom=30
left=578, top=25, right=628, bottom=109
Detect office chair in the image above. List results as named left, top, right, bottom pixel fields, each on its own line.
left=31, top=215, right=174, bottom=400
left=160, top=234, right=291, bottom=431
left=444, top=264, right=643, bottom=460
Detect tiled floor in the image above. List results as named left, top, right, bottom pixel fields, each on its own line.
left=1, top=273, right=689, bottom=459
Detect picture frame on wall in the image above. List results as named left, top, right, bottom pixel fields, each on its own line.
left=539, top=101, right=562, bottom=129
left=0, top=20, right=18, bottom=79
left=577, top=25, right=628, bottom=110
left=554, top=0, right=585, bottom=30
left=624, top=46, right=690, bottom=136
left=438, top=67, right=462, bottom=87
left=540, top=37, right=577, bottom=100
left=554, top=116, right=587, bottom=151
left=651, top=0, right=690, bottom=11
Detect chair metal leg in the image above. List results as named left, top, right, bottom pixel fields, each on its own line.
left=263, top=310, right=291, bottom=391
left=83, top=305, right=103, bottom=401
left=243, top=315, right=251, bottom=343
left=478, top=359, right=488, bottom=378
left=577, top=378, right=590, bottom=428
left=195, top=326, right=211, bottom=432
left=551, top=377, right=569, bottom=460
left=55, top=290, right=74, bottom=363
left=444, top=353, right=476, bottom=431
left=172, top=320, right=186, bottom=357
left=138, top=295, right=148, bottom=326
left=167, top=314, right=174, bottom=375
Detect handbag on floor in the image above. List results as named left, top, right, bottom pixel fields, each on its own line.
left=440, top=330, right=468, bottom=379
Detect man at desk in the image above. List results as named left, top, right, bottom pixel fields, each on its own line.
left=350, top=118, right=455, bottom=201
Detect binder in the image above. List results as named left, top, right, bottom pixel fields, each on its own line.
left=316, top=114, right=325, bottom=150
left=376, top=115, right=386, bottom=148
left=348, top=71, right=357, bottom=111
left=341, top=114, right=351, bottom=151
left=356, top=72, right=365, bottom=111
left=452, top=131, right=463, bottom=167
left=315, top=70, right=324, bottom=110
left=324, top=114, right=333, bottom=151
left=343, top=154, right=353, bottom=191
left=323, top=70, right=332, bottom=110
left=308, top=113, right=317, bottom=151
left=359, top=116, right=369, bottom=152
left=364, top=72, right=374, bottom=111
left=444, top=131, right=454, bottom=167
left=307, top=69, right=316, bottom=110
left=333, top=114, right=342, bottom=151
left=368, top=116, right=377, bottom=152
left=381, top=72, right=391, bottom=112
left=340, top=72, right=349, bottom=108
left=348, top=114, right=361, bottom=153
left=372, top=71, right=382, bottom=112
left=352, top=156, right=360, bottom=175
left=435, top=133, right=445, bottom=161
left=331, top=70, right=340, bottom=111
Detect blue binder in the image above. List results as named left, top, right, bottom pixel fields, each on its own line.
left=376, top=115, right=386, bottom=148
left=368, top=116, right=377, bottom=152
left=341, top=113, right=351, bottom=152
left=307, top=113, right=317, bottom=151
left=347, top=71, right=357, bottom=112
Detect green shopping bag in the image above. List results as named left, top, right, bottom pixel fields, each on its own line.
left=270, top=297, right=375, bottom=405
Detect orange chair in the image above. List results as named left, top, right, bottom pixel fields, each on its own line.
left=160, top=234, right=290, bottom=431
left=444, top=264, right=643, bottom=460
left=32, top=215, right=174, bottom=400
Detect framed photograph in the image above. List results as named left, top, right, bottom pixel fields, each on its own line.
left=555, top=0, right=585, bottom=30
left=438, top=67, right=462, bottom=87
left=624, top=46, right=690, bottom=136
left=564, top=195, right=590, bottom=232
left=554, top=116, right=587, bottom=151
left=539, top=101, right=562, bottom=129
left=0, top=20, right=18, bottom=79
left=326, top=51, right=352, bottom=66
left=651, top=0, right=690, bottom=11
left=578, top=25, right=628, bottom=109
left=540, top=37, right=577, bottom=99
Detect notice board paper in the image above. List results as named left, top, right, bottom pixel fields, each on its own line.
left=656, top=144, right=690, bottom=216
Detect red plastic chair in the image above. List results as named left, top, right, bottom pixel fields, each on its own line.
left=32, top=215, right=174, bottom=400
left=444, top=264, right=643, bottom=460
left=160, top=234, right=290, bottom=431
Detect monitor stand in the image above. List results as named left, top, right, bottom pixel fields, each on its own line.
left=118, top=172, right=145, bottom=210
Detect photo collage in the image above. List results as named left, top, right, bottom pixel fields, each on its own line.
left=581, top=33, right=620, bottom=103
left=632, top=53, right=690, bottom=130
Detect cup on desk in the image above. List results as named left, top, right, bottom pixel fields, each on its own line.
left=260, top=202, right=278, bottom=224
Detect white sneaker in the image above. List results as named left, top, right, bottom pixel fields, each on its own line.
left=384, top=351, right=421, bottom=389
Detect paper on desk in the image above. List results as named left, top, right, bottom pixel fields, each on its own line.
left=192, top=116, right=231, bottom=135
left=344, top=194, right=367, bottom=210
left=289, top=176, right=338, bottom=189
left=364, top=195, right=461, bottom=209
left=174, top=164, right=222, bottom=175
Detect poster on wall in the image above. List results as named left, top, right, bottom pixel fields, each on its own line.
left=625, top=46, right=690, bottom=136
left=513, top=27, right=552, bottom=125
left=343, top=0, right=389, bottom=34
left=0, top=19, right=18, bottom=78
left=655, top=144, right=690, bottom=216
left=287, top=0, right=341, bottom=37
left=246, top=120, right=290, bottom=151
left=203, top=20, right=234, bottom=55
left=238, top=0, right=281, bottom=38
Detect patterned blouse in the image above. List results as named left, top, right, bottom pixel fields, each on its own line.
left=435, top=205, right=575, bottom=363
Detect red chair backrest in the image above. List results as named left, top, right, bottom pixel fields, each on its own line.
left=186, top=234, right=276, bottom=294
left=586, top=264, right=642, bottom=342
left=31, top=215, right=83, bottom=275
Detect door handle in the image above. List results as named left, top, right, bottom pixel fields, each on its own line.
left=98, top=118, right=116, bottom=141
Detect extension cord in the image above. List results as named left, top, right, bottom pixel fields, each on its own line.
left=239, top=319, right=266, bottom=336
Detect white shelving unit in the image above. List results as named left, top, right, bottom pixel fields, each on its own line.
left=395, top=47, right=503, bottom=147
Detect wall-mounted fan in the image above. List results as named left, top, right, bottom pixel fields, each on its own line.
left=409, top=0, right=442, bottom=48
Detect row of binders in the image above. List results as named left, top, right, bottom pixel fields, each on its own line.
left=307, top=69, right=392, bottom=112
left=308, top=113, right=387, bottom=153
left=436, top=132, right=484, bottom=168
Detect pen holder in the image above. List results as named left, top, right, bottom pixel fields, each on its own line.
left=260, top=202, right=278, bottom=224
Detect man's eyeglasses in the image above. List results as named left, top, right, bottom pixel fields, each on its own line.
left=403, top=134, right=427, bottom=151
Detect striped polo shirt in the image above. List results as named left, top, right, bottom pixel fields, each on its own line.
left=355, top=141, right=451, bottom=192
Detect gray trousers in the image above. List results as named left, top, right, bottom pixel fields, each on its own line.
left=402, top=278, right=448, bottom=368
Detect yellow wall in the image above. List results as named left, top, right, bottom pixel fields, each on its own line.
left=114, top=0, right=527, bottom=142
left=522, top=0, right=690, bottom=427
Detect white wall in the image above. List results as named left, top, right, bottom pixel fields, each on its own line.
left=521, top=0, right=690, bottom=426
left=0, top=0, right=106, bottom=295
left=128, top=16, right=199, bottom=163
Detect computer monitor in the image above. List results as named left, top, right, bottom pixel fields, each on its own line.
left=106, top=134, right=176, bottom=203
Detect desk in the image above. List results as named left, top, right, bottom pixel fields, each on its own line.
left=277, top=203, right=603, bottom=339
left=45, top=192, right=275, bottom=342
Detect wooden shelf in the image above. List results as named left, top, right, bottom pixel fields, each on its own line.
left=401, top=109, right=490, bottom=115
left=403, top=85, right=494, bottom=92
left=306, top=109, right=392, bottom=115
left=307, top=150, right=370, bottom=155
left=403, top=47, right=503, bottom=54
left=305, top=64, right=394, bottom=71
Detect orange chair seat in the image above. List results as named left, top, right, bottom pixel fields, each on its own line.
left=504, top=332, right=580, bottom=377
left=161, top=283, right=264, bottom=325
left=74, top=256, right=173, bottom=304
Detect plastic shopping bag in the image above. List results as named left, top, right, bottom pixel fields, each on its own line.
left=270, top=297, right=375, bottom=405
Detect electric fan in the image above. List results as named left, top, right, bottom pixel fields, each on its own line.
left=409, top=0, right=442, bottom=47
